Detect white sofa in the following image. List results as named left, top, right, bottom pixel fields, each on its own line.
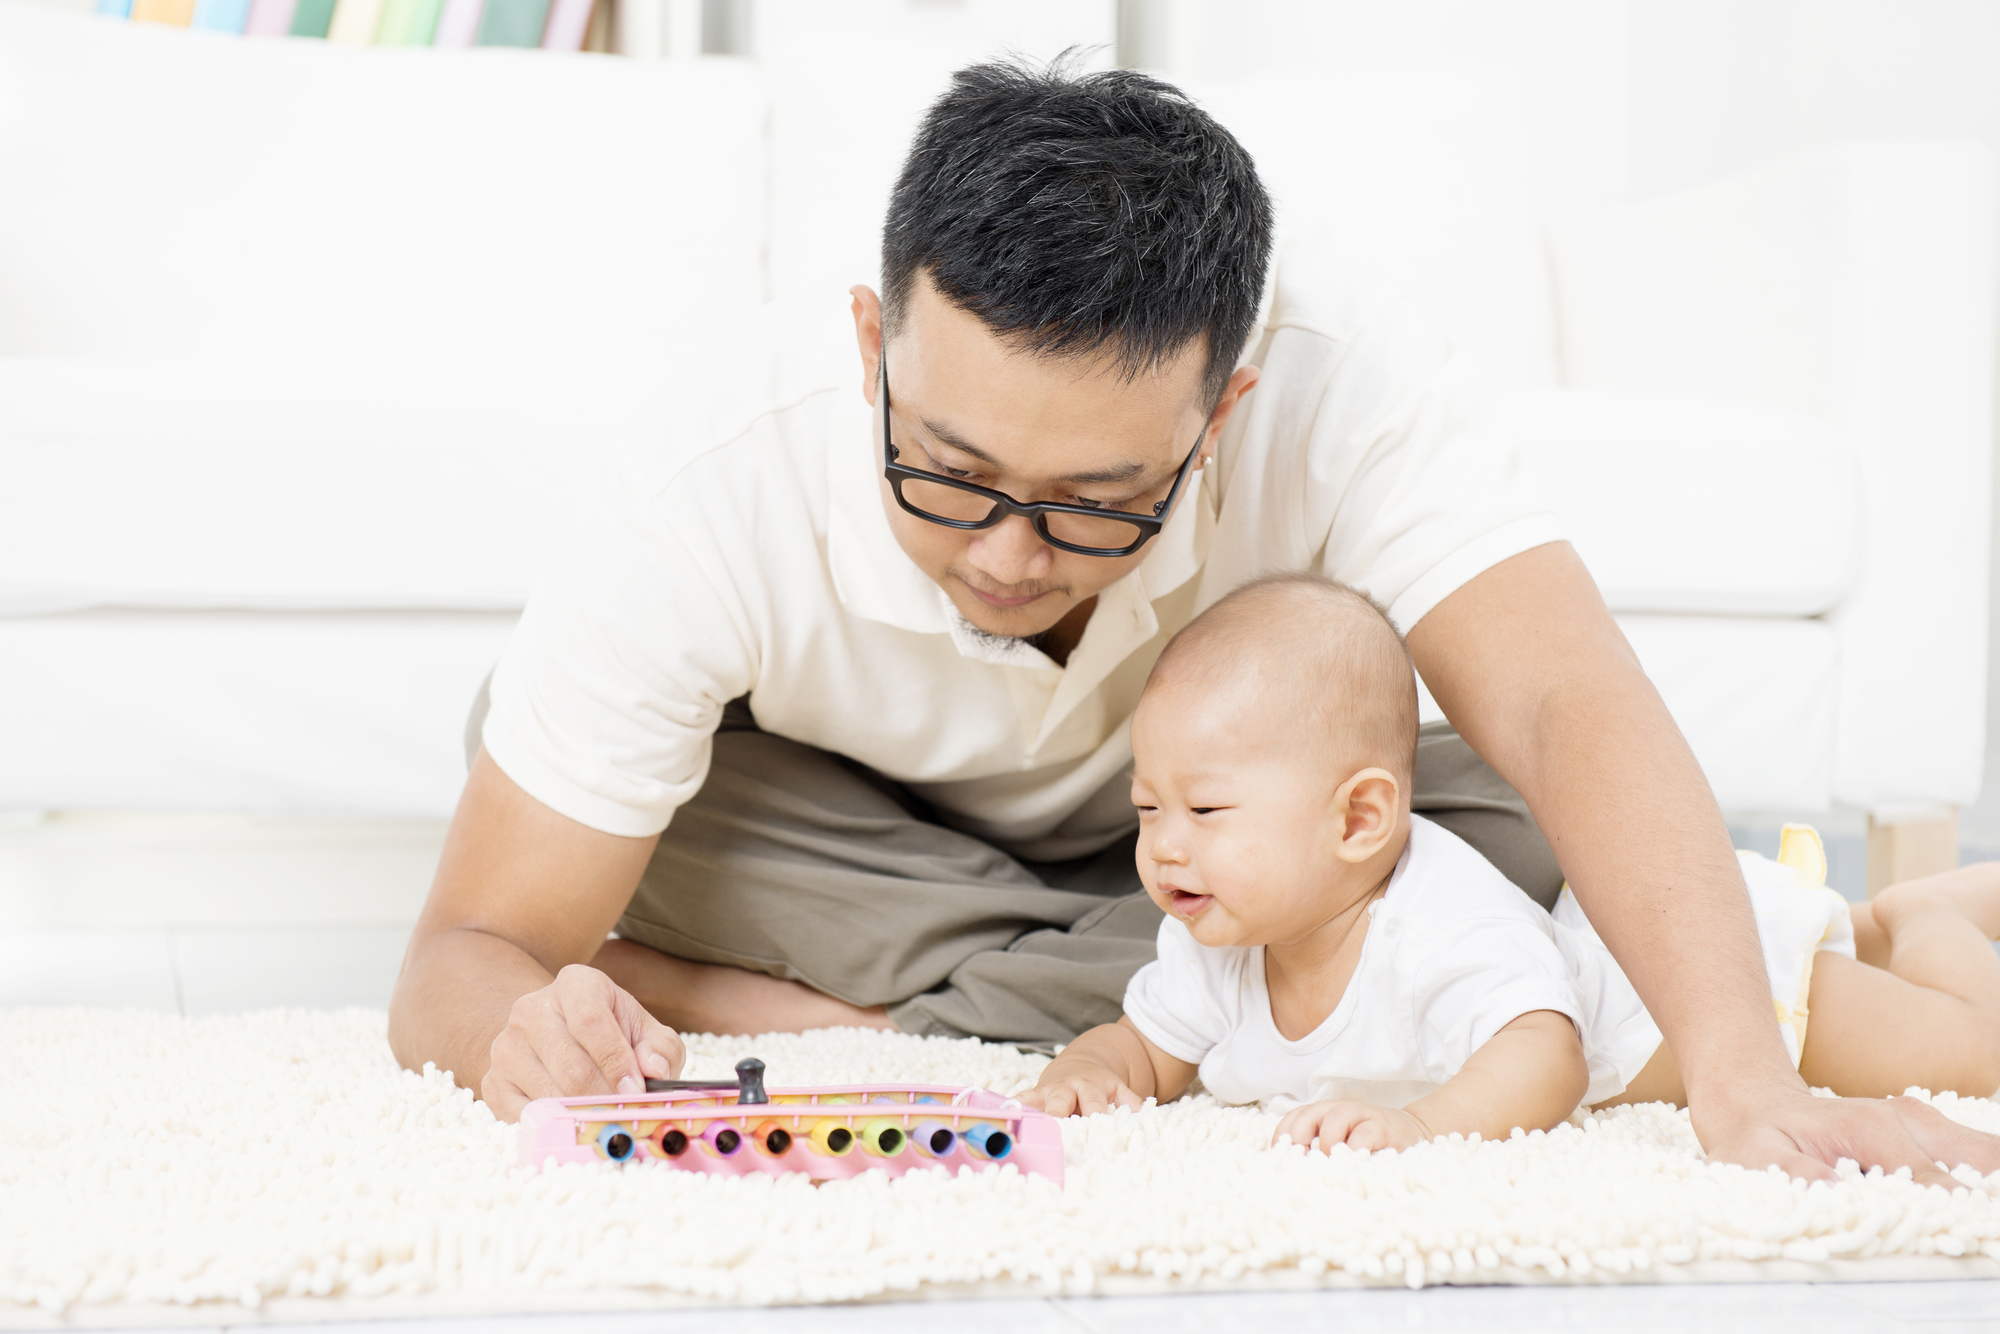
left=0, top=5, right=1991, bottom=864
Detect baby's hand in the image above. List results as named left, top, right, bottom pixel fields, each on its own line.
left=1016, top=1056, right=1144, bottom=1118
left=1275, top=1099, right=1430, bottom=1153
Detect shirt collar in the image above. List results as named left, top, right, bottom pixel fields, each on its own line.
left=1130, top=458, right=1213, bottom=606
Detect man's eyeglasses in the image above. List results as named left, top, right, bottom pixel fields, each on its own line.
left=879, top=354, right=1209, bottom=558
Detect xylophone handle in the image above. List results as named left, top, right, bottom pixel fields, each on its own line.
left=642, top=1053, right=770, bottom=1098
left=735, top=1058, right=768, bottom=1104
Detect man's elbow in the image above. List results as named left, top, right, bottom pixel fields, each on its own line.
left=384, top=952, right=429, bottom=1076
left=385, top=924, right=457, bottom=1077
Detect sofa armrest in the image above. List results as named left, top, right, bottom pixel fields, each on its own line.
left=1548, top=141, right=1996, bottom=810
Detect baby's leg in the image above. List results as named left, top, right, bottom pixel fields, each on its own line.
left=1801, top=864, right=2000, bottom=1099
left=1849, top=863, right=2000, bottom=968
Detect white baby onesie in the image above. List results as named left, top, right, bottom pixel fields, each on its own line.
left=1122, top=814, right=1663, bottom=1109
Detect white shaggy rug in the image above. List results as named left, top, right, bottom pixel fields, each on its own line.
left=4, top=1007, right=2000, bottom=1328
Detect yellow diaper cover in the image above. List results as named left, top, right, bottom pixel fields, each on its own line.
left=1554, top=823, right=1857, bottom=1069
left=1745, top=824, right=1858, bottom=1066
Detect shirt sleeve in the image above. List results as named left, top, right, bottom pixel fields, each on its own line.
left=480, top=448, right=761, bottom=838
left=1277, top=285, right=1563, bottom=632
left=1409, top=914, right=1587, bottom=1084
left=1121, top=918, right=1236, bottom=1066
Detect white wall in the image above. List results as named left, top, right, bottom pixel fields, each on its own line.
left=1122, top=0, right=1631, bottom=219
left=745, top=0, right=1117, bottom=306
left=1126, top=0, right=2000, bottom=779
left=1626, top=0, right=2000, bottom=198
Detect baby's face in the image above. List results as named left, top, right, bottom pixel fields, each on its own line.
left=1129, top=683, right=1359, bottom=949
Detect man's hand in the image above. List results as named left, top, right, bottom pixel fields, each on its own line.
left=480, top=964, right=687, bottom=1123
left=389, top=749, right=667, bottom=1116
left=1017, top=1053, right=1146, bottom=1117
left=1276, top=1099, right=1429, bottom=1153
left=1696, top=1079, right=2000, bottom=1186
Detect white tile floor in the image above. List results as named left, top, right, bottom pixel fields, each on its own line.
left=61, top=1281, right=2000, bottom=1332
left=5, top=815, right=1999, bottom=1332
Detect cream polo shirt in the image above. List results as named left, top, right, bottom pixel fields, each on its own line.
left=483, top=259, right=1563, bottom=859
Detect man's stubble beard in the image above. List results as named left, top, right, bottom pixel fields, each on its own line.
left=944, top=565, right=1074, bottom=644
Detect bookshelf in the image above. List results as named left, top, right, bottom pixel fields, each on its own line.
left=94, top=0, right=737, bottom=56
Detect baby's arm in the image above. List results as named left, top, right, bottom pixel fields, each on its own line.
left=1017, top=1016, right=1199, bottom=1116
left=1276, top=1010, right=1589, bottom=1151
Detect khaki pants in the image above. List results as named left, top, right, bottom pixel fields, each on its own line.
left=467, top=688, right=1562, bottom=1046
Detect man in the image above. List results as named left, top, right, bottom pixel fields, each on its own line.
left=389, top=60, right=1998, bottom=1182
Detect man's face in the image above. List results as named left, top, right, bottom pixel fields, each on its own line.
left=852, top=276, right=1256, bottom=642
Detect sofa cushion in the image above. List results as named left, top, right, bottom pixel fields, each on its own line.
left=0, top=610, right=516, bottom=818
left=1618, top=614, right=1837, bottom=812
left=0, top=300, right=859, bottom=614
left=0, top=361, right=640, bottom=614
left=1516, top=388, right=1861, bottom=617
left=1418, top=611, right=1838, bottom=810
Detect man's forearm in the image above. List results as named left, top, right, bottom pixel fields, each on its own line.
left=1521, top=665, right=1795, bottom=1104
left=388, top=926, right=555, bottom=1094
left=1409, top=544, right=1799, bottom=1113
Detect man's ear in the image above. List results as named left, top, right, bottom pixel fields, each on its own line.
left=851, top=285, right=883, bottom=407
left=1332, top=767, right=1402, bottom=864
left=1198, top=364, right=1261, bottom=468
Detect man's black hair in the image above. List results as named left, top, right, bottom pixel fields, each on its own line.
left=881, top=55, right=1273, bottom=408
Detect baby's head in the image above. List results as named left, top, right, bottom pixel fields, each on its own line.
left=1132, top=573, right=1418, bottom=947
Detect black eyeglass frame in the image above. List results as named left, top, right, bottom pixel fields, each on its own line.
left=878, top=354, right=1210, bottom=559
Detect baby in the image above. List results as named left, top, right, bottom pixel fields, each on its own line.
left=1022, top=573, right=2000, bottom=1151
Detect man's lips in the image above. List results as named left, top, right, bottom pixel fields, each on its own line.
left=962, top=581, right=1049, bottom=610
left=1164, top=886, right=1213, bottom=917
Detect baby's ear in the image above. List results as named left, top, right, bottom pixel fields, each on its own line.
left=1333, top=768, right=1403, bottom=862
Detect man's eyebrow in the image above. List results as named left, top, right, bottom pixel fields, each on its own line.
left=919, top=414, right=1149, bottom=486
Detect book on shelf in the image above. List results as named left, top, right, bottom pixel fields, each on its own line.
left=325, top=0, right=385, bottom=43
left=287, top=0, right=336, bottom=35
left=472, top=0, right=549, bottom=47
left=372, top=0, right=417, bottom=41
left=99, top=0, right=604, bottom=51
left=540, top=0, right=589, bottom=50
left=191, top=0, right=251, bottom=30
left=392, top=0, right=445, bottom=43
left=431, top=0, right=481, bottom=45
left=243, top=0, right=297, bottom=34
left=580, top=0, right=609, bottom=51
left=131, top=0, right=196, bottom=24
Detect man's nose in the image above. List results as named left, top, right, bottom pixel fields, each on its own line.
left=965, top=513, right=1053, bottom=583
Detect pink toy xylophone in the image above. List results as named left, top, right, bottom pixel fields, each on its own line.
left=518, top=1058, right=1064, bottom=1185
